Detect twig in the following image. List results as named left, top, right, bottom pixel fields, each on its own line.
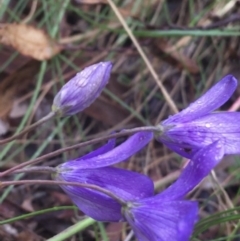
left=106, top=0, right=178, bottom=114
left=12, top=166, right=57, bottom=174
left=0, top=112, right=55, bottom=145
left=210, top=170, right=235, bottom=211
left=21, top=0, right=38, bottom=24
left=163, top=14, right=240, bottom=30
left=0, top=179, right=126, bottom=206
left=0, top=126, right=159, bottom=177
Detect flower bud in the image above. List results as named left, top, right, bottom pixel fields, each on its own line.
left=52, top=61, right=112, bottom=116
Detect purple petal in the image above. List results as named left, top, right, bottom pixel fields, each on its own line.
left=56, top=166, right=154, bottom=222
left=163, top=75, right=237, bottom=124
left=69, top=131, right=153, bottom=169
left=125, top=199, right=198, bottom=241
left=158, top=139, right=224, bottom=200
left=159, top=112, right=240, bottom=157
left=52, top=62, right=112, bottom=116
left=160, top=139, right=197, bottom=159
left=80, top=138, right=116, bottom=160
left=184, top=112, right=240, bottom=155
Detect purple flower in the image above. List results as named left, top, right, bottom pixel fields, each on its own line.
left=52, top=61, right=112, bottom=116
left=54, top=131, right=154, bottom=221
left=156, top=75, right=239, bottom=159
left=124, top=139, right=224, bottom=241
left=124, top=200, right=198, bottom=241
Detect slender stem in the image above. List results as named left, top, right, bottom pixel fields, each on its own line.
left=0, top=112, right=55, bottom=145
left=12, top=166, right=57, bottom=174
left=0, top=180, right=126, bottom=206
left=0, top=206, right=78, bottom=225
left=0, top=126, right=159, bottom=177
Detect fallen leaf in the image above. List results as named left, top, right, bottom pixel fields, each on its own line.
left=173, top=1, right=237, bottom=50
left=118, top=0, right=161, bottom=18
left=9, top=101, right=29, bottom=119
left=0, top=227, right=15, bottom=241
left=83, top=76, right=141, bottom=125
left=17, top=230, right=44, bottom=241
left=106, top=223, right=123, bottom=241
left=21, top=198, right=35, bottom=212
left=151, top=39, right=199, bottom=74
left=209, top=0, right=238, bottom=19
left=84, top=97, right=140, bottom=126
left=3, top=224, right=18, bottom=236
left=0, top=60, right=40, bottom=119
left=0, top=23, right=62, bottom=60
left=0, top=119, right=9, bottom=136
left=51, top=191, right=72, bottom=205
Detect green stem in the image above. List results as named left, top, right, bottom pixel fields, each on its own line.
left=47, top=218, right=96, bottom=241
left=0, top=206, right=77, bottom=225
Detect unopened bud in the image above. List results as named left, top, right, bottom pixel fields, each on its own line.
left=52, top=61, right=112, bottom=116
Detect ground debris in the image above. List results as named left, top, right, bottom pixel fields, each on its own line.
left=0, top=24, right=62, bottom=60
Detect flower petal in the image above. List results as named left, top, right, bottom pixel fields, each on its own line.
left=160, top=139, right=198, bottom=159
left=158, top=139, right=224, bottom=200
left=125, top=199, right=198, bottom=241
left=80, top=138, right=116, bottom=160
left=56, top=166, right=154, bottom=222
left=159, top=112, right=240, bottom=157
left=163, top=75, right=237, bottom=124
left=183, top=112, right=240, bottom=155
left=71, top=131, right=153, bottom=169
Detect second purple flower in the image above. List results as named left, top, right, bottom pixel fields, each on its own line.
left=156, top=75, right=240, bottom=159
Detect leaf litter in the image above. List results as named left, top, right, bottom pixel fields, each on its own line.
left=0, top=0, right=240, bottom=240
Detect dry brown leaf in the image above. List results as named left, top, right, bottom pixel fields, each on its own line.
left=117, top=0, right=160, bottom=18
left=0, top=23, right=62, bottom=60
left=0, top=60, right=40, bottom=119
left=0, top=119, right=9, bottom=136
left=209, top=0, right=238, bottom=19
left=17, top=231, right=44, bottom=241
left=151, top=39, right=199, bottom=74
left=175, top=1, right=237, bottom=48
left=21, top=198, right=35, bottom=212
left=106, top=223, right=123, bottom=241
left=84, top=97, right=141, bottom=126
left=9, top=101, right=29, bottom=119
left=0, top=225, right=17, bottom=240
left=84, top=79, right=141, bottom=126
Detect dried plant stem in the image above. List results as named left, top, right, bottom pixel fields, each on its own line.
left=12, top=166, right=57, bottom=174
left=0, top=126, right=159, bottom=177
left=210, top=170, right=235, bottom=211
left=21, top=0, right=38, bottom=24
left=0, top=179, right=126, bottom=206
left=107, top=0, right=178, bottom=114
left=0, top=112, right=55, bottom=145
left=59, top=23, right=120, bottom=44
